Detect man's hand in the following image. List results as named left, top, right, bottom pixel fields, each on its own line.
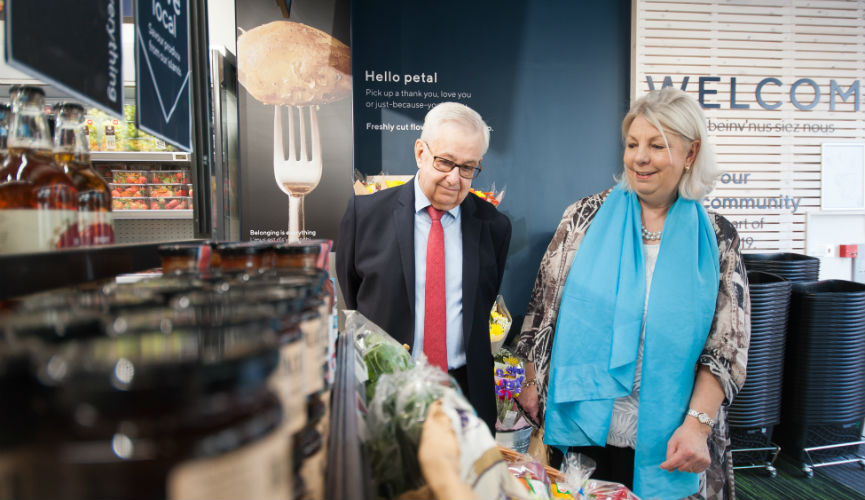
left=659, top=418, right=711, bottom=473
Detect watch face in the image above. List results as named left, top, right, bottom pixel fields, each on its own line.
left=698, top=414, right=710, bottom=424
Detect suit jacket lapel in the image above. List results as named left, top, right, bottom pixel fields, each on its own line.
left=395, top=180, right=416, bottom=322
left=461, top=195, right=481, bottom=348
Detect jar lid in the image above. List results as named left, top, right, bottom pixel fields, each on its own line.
left=2, top=309, right=106, bottom=344
left=275, top=242, right=321, bottom=255
left=158, top=243, right=204, bottom=257
left=216, top=242, right=261, bottom=257
left=32, top=313, right=280, bottom=412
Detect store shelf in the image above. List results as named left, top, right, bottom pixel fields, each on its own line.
left=113, top=209, right=193, bottom=220
left=0, top=240, right=201, bottom=300
left=91, top=151, right=191, bottom=163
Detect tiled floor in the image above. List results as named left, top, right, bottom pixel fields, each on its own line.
left=823, top=459, right=865, bottom=495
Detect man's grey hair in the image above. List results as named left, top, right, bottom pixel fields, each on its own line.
left=420, top=102, right=490, bottom=155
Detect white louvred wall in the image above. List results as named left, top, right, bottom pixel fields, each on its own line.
left=634, top=0, right=865, bottom=253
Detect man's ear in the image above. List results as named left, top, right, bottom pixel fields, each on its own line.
left=414, top=139, right=425, bottom=168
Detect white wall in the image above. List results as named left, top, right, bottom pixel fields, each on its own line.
left=207, top=0, right=236, bottom=56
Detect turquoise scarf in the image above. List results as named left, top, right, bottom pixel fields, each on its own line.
left=545, top=186, right=719, bottom=500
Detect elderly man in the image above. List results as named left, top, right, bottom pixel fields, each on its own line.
left=336, top=102, right=511, bottom=431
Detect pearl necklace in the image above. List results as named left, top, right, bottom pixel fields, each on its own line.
left=641, top=225, right=662, bottom=241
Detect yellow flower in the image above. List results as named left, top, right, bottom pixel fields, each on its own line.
left=490, top=323, right=504, bottom=339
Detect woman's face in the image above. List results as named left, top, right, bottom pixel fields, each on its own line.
left=623, top=114, right=699, bottom=208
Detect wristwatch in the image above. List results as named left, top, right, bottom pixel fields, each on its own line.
left=687, top=408, right=715, bottom=428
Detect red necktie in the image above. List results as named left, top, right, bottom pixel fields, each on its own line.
left=424, top=206, right=448, bottom=372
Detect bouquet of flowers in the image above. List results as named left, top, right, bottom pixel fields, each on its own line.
left=490, top=295, right=512, bottom=355
left=470, top=182, right=506, bottom=207
left=494, top=348, right=526, bottom=428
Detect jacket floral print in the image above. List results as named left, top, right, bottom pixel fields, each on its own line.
left=515, top=188, right=751, bottom=500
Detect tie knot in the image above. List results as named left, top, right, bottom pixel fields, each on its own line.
left=427, top=206, right=445, bottom=222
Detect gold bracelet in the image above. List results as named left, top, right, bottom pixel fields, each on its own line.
left=524, top=378, right=537, bottom=388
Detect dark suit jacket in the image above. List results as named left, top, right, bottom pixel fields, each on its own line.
left=336, top=179, right=511, bottom=430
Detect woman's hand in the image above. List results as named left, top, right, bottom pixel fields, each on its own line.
left=659, top=419, right=711, bottom=474
left=517, top=361, right=540, bottom=422
left=517, top=381, right=540, bottom=422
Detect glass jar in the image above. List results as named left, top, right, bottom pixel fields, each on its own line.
left=54, top=102, right=114, bottom=246
left=17, top=302, right=290, bottom=499
left=0, top=86, right=79, bottom=254
left=274, top=242, right=321, bottom=270
left=216, top=242, right=262, bottom=274
left=157, top=242, right=213, bottom=275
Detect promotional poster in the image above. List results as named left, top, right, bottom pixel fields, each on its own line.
left=236, top=0, right=352, bottom=243
left=351, top=1, right=631, bottom=318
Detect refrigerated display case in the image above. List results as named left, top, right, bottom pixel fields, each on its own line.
left=93, top=150, right=196, bottom=243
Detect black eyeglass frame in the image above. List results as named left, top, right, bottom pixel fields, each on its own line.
left=421, top=140, right=482, bottom=179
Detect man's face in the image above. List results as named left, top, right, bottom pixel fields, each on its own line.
left=414, top=122, right=483, bottom=211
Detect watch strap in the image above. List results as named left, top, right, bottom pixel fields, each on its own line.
left=687, top=408, right=715, bottom=428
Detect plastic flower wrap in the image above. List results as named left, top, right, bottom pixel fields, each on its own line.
left=494, top=348, right=526, bottom=428
left=490, top=294, right=513, bottom=355
left=562, top=451, right=641, bottom=500
left=470, top=182, right=506, bottom=207
left=352, top=172, right=413, bottom=195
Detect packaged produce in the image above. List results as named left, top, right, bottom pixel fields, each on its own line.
left=561, top=451, right=642, bottom=500
left=149, top=196, right=191, bottom=210
left=112, top=170, right=149, bottom=184
left=149, top=183, right=191, bottom=197
left=151, top=169, right=189, bottom=184
left=364, top=359, right=456, bottom=498
left=84, top=117, right=100, bottom=151
left=123, top=104, right=139, bottom=141
left=102, top=117, right=120, bottom=151
left=110, top=183, right=148, bottom=198
left=112, top=197, right=148, bottom=210
left=507, top=453, right=554, bottom=500
left=346, top=309, right=414, bottom=403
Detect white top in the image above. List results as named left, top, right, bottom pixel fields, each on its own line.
left=606, top=242, right=660, bottom=448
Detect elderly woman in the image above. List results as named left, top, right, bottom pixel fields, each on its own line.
left=516, top=87, right=750, bottom=500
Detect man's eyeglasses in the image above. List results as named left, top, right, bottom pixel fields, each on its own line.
left=422, top=141, right=482, bottom=179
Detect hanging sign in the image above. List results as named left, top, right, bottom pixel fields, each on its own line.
left=134, top=0, right=192, bottom=151
left=5, top=0, right=124, bottom=116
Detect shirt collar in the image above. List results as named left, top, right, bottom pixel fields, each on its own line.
left=414, top=174, right=460, bottom=218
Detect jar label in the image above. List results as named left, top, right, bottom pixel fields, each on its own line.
left=270, top=340, right=307, bottom=434
left=167, top=426, right=292, bottom=500
left=0, top=208, right=78, bottom=253
left=0, top=450, right=34, bottom=499
left=301, top=317, right=325, bottom=394
left=79, top=210, right=115, bottom=245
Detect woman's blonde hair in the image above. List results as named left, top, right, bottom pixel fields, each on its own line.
left=620, top=87, right=720, bottom=200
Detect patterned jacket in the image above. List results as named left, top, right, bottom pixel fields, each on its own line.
left=515, top=188, right=751, bottom=500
